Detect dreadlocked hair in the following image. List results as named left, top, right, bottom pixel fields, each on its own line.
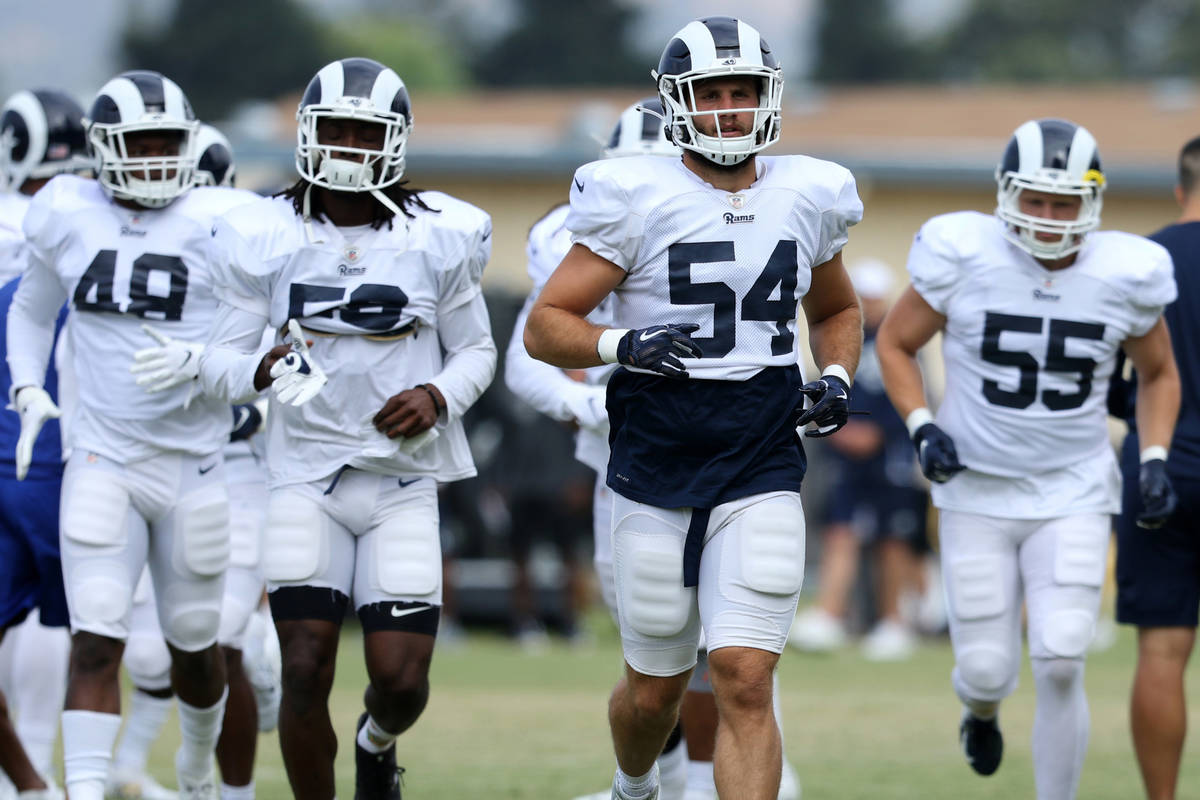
left=275, top=178, right=439, bottom=229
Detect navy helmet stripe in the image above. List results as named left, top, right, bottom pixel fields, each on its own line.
left=607, top=120, right=622, bottom=150
left=198, top=145, right=231, bottom=185
left=702, top=16, right=742, bottom=55
left=639, top=105, right=660, bottom=143
left=1039, top=119, right=1077, bottom=170
left=32, top=91, right=86, bottom=154
left=123, top=71, right=165, bottom=112
left=340, top=58, right=385, bottom=101
left=88, top=95, right=122, bottom=124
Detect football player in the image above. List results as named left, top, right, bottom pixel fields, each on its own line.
left=1114, top=134, right=1200, bottom=800
left=524, top=17, right=863, bottom=800
left=6, top=71, right=259, bottom=800
left=194, top=57, right=495, bottom=800
left=0, top=86, right=91, bottom=800
left=111, top=123, right=277, bottom=800
left=509, top=98, right=799, bottom=800
left=876, top=118, right=1180, bottom=799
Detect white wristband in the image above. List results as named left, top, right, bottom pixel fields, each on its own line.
left=822, top=363, right=852, bottom=387
left=1140, top=445, right=1168, bottom=464
left=905, top=407, right=934, bottom=438
left=597, top=328, right=629, bottom=365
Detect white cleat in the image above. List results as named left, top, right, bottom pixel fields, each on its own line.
left=787, top=608, right=847, bottom=653
left=106, top=766, right=179, bottom=800
left=611, top=764, right=660, bottom=800
left=16, top=789, right=64, bottom=800
left=571, top=792, right=612, bottom=800
left=860, top=620, right=917, bottom=662
left=173, top=752, right=216, bottom=800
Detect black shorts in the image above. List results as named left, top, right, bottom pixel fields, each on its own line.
left=1116, top=443, right=1200, bottom=628
left=826, top=479, right=928, bottom=547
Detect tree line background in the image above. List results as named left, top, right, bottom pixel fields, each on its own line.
left=121, top=0, right=1200, bottom=120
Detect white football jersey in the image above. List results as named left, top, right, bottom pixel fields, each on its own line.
left=0, top=192, right=30, bottom=284
left=507, top=202, right=613, bottom=473
left=567, top=154, right=862, bottom=381
left=7, top=176, right=259, bottom=462
left=208, top=192, right=494, bottom=488
left=911, top=211, right=1176, bottom=517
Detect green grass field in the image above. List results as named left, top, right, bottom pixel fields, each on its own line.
left=129, top=613, right=1200, bottom=799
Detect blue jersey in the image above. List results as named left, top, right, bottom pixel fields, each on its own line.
left=1121, top=222, right=1200, bottom=475
left=0, top=277, right=65, bottom=480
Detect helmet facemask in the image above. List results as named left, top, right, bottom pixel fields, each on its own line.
left=89, top=121, right=197, bottom=209
left=295, top=102, right=408, bottom=194
left=657, top=66, right=782, bottom=166
left=995, top=168, right=1104, bottom=260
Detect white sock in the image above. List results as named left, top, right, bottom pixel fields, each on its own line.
left=356, top=715, right=396, bottom=754
left=615, top=763, right=659, bottom=800
left=1031, top=658, right=1089, bottom=800
left=686, top=759, right=715, bottom=794
left=62, top=709, right=122, bottom=800
left=114, top=690, right=174, bottom=772
left=176, top=687, right=227, bottom=778
left=658, top=734, right=687, bottom=796
left=10, top=621, right=70, bottom=777
left=221, top=779, right=256, bottom=799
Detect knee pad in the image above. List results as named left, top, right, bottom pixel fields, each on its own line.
left=1033, top=656, right=1085, bottom=690
left=947, top=556, right=1006, bottom=621
left=123, top=632, right=172, bottom=691
left=263, top=490, right=324, bottom=583
left=616, top=522, right=693, bottom=638
left=218, top=592, right=258, bottom=651
left=66, top=562, right=131, bottom=633
left=373, top=513, right=440, bottom=597
left=738, top=497, right=805, bottom=596
left=174, top=486, right=230, bottom=578
left=956, top=643, right=1016, bottom=699
left=161, top=603, right=221, bottom=652
left=1042, top=609, right=1095, bottom=659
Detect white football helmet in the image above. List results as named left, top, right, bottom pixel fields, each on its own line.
left=995, top=118, right=1105, bottom=260
left=295, top=57, right=410, bottom=198
left=0, top=89, right=91, bottom=192
left=194, top=123, right=235, bottom=187
left=652, top=16, right=783, bottom=166
left=602, top=97, right=680, bottom=159
left=85, top=70, right=198, bottom=208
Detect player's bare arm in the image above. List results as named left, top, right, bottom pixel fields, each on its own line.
left=1123, top=316, right=1181, bottom=452
left=801, top=250, right=863, bottom=378
left=875, top=285, right=946, bottom=418
left=525, top=242, right=626, bottom=369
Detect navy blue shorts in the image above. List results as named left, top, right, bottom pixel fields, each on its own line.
left=826, top=479, right=928, bottom=546
left=1116, top=442, right=1200, bottom=628
left=0, top=477, right=68, bottom=629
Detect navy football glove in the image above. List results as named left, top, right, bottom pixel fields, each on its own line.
left=230, top=403, right=264, bottom=443
left=795, top=375, right=851, bottom=438
left=1137, top=458, right=1177, bottom=530
left=912, top=422, right=966, bottom=483
left=615, top=323, right=703, bottom=379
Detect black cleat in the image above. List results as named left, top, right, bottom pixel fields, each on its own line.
left=960, top=713, right=1003, bottom=776
left=355, top=712, right=404, bottom=800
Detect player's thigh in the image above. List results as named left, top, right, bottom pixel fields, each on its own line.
left=263, top=480, right=356, bottom=626
left=1116, top=469, right=1200, bottom=628
left=145, top=453, right=230, bottom=652
left=226, top=459, right=266, bottom=575
left=939, top=510, right=1024, bottom=687
left=611, top=493, right=700, bottom=677
left=218, top=566, right=266, bottom=651
left=699, top=491, right=805, bottom=656
left=59, top=452, right=150, bottom=641
left=1021, top=513, right=1110, bottom=660
left=354, top=477, right=442, bottom=636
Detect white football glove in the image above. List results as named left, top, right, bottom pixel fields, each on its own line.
left=130, top=324, right=204, bottom=393
left=12, top=386, right=61, bottom=481
left=270, top=319, right=327, bottom=406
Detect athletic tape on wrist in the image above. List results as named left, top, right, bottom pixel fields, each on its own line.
left=597, top=328, right=629, bottom=365
left=905, top=407, right=934, bottom=438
